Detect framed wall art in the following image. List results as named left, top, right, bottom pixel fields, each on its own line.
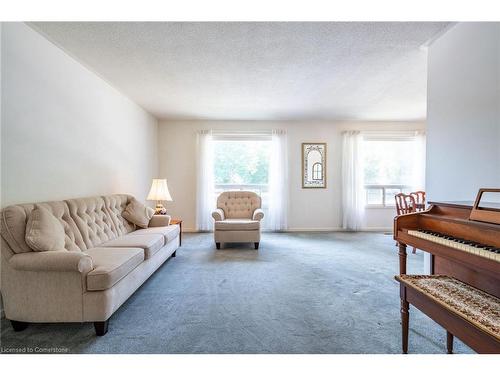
left=302, top=143, right=327, bottom=188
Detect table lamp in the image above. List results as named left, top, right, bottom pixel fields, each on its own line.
left=147, top=179, right=173, bottom=214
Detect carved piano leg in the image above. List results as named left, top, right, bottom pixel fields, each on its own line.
left=401, top=299, right=410, bottom=354
left=446, top=331, right=454, bottom=354
left=400, top=283, right=409, bottom=354
left=398, top=243, right=407, bottom=275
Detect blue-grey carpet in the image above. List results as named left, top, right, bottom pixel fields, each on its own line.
left=0, top=232, right=473, bottom=354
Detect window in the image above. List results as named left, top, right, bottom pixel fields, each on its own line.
left=363, top=134, right=425, bottom=207
left=213, top=136, right=272, bottom=214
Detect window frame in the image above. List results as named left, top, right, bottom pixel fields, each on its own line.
left=364, top=184, right=412, bottom=208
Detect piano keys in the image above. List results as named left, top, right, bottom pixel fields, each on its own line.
left=407, top=229, right=500, bottom=261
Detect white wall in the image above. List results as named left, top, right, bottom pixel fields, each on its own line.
left=426, top=23, right=500, bottom=202
left=158, top=120, right=425, bottom=231
left=1, top=23, right=159, bottom=207
left=0, top=23, right=3, bottom=316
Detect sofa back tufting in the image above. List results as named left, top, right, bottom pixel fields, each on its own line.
left=66, top=196, right=118, bottom=249
left=103, top=194, right=136, bottom=236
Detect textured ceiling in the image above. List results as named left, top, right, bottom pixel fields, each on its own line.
left=31, top=22, right=450, bottom=121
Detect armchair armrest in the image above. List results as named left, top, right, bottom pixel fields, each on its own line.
left=149, top=214, right=171, bottom=227
left=9, top=251, right=93, bottom=274
left=253, top=208, right=264, bottom=221
left=212, top=208, right=225, bottom=221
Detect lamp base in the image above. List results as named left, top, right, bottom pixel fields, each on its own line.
left=155, top=203, right=167, bottom=215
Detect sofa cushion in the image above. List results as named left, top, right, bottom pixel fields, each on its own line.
left=103, top=194, right=136, bottom=236
left=133, top=225, right=180, bottom=243
left=101, top=233, right=165, bottom=259
left=1, top=201, right=86, bottom=254
left=25, top=205, right=66, bottom=252
left=85, top=247, right=144, bottom=291
left=214, top=219, right=260, bottom=231
left=121, top=198, right=155, bottom=229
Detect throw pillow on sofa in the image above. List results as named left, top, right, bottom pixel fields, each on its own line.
left=25, top=205, right=66, bottom=251
left=122, top=199, right=155, bottom=229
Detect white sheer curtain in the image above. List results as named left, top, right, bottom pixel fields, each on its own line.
left=341, top=131, right=366, bottom=231
left=196, top=130, right=215, bottom=231
left=266, top=129, right=288, bottom=231
left=411, top=130, right=426, bottom=191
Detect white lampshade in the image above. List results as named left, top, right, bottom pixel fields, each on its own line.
left=147, top=179, right=173, bottom=201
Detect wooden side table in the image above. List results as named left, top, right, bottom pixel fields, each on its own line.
left=170, top=219, right=183, bottom=246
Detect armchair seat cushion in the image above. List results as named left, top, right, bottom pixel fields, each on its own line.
left=101, top=233, right=165, bottom=259
left=214, top=219, right=260, bottom=231
left=133, top=225, right=180, bottom=244
left=85, top=247, right=144, bottom=291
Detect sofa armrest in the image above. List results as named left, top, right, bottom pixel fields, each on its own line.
left=253, top=208, right=264, bottom=221
left=9, top=251, right=93, bottom=274
left=212, top=208, right=225, bottom=221
left=149, top=214, right=171, bottom=227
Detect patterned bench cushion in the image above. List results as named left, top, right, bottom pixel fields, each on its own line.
left=396, top=275, right=500, bottom=340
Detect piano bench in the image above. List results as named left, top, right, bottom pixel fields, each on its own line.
left=395, top=274, right=500, bottom=354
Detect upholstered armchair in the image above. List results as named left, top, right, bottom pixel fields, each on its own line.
left=211, top=191, right=264, bottom=249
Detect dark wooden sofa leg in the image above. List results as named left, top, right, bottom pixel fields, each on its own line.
left=11, top=320, right=29, bottom=332
left=94, top=320, right=109, bottom=336
left=172, top=250, right=176, bottom=257
left=447, top=331, right=454, bottom=354
left=254, top=242, right=259, bottom=250
left=216, top=242, right=221, bottom=249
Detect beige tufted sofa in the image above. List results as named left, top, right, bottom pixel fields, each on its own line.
left=0, top=194, right=180, bottom=335
left=211, top=191, right=264, bottom=250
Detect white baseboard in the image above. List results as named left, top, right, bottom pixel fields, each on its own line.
left=286, top=227, right=391, bottom=232
left=284, top=227, right=342, bottom=232
left=182, top=228, right=199, bottom=233
left=360, top=227, right=393, bottom=232
left=183, top=227, right=392, bottom=233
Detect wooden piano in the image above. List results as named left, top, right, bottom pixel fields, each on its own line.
left=394, top=189, right=500, bottom=353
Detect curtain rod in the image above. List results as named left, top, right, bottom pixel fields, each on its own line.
left=358, top=130, right=425, bottom=135
left=210, top=129, right=274, bottom=135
